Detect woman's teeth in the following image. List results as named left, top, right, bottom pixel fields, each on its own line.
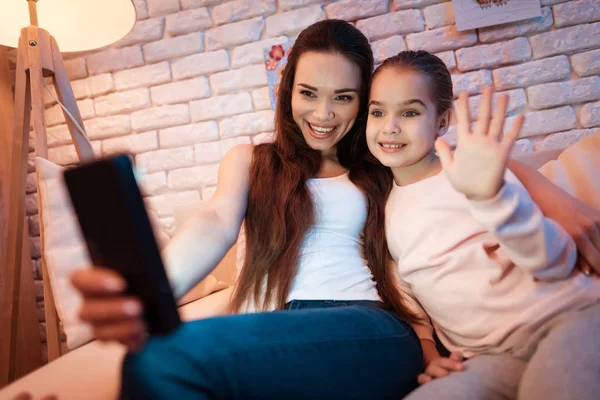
left=309, top=123, right=334, bottom=135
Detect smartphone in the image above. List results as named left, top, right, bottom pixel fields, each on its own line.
left=64, top=154, right=181, bottom=335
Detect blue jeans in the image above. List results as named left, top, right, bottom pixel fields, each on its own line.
left=120, top=300, right=423, bottom=399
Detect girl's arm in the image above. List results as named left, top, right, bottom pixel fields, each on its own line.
left=164, top=144, right=253, bottom=299
left=508, top=159, right=600, bottom=274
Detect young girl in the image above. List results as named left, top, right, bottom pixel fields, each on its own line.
left=366, top=50, right=600, bottom=400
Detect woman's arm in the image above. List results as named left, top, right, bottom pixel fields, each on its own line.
left=508, top=159, right=600, bottom=274
left=164, top=144, right=253, bottom=299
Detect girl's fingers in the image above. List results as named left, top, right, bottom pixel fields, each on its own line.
left=94, top=319, right=146, bottom=343
left=434, top=357, right=464, bottom=372
left=474, top=87, right=493, bottom=136
left=426, top=364, right=451, bottom=378
left=454, top=92, right=472, bottom=139
left=449, top=351, right=464, bottom=362
left=435, top=139, right=453, bottom=169
left=418, top=374, right=433, bottom=385
left=489, top=93, right=509, bottom=141
left=501, top=114, right=525, bottom=149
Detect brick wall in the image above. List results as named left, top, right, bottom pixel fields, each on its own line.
left=11, top=0, right=600, bottom=361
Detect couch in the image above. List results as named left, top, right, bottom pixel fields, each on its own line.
left=2, top=139, right=599, bottom=400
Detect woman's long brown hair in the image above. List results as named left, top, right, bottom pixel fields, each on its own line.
left=230, top=20, right=418, bottom=322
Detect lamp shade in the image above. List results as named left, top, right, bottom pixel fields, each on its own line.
left=0, top=0, right=136, bottom=52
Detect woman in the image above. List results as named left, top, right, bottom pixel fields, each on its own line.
left=71, top=20, right=600, bottom=399
left=73, top=20, right=424, bottom=399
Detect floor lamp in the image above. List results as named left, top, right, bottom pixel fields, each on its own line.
left=0, top=0, right=135, bottom=383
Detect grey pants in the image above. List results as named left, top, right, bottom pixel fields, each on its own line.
left=405, top=301, right=600, bottom=400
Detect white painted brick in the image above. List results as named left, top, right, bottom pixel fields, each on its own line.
left=166, top=8, right=213, bottom=37
left=394, top=0, right=445, bottom=9
left=159, top=217, right=176, bottom=236
left=530, top=22, right=600, bottom=59
left=492, top=56, right=570, bottom=91
left=371, top=36, right=407, bottom=64
left=479, top=7, right=553, bottom=43
left=168, top=164, right=220, bottom=190
left=46, top=99, right=95, bottom=127
left=456, top=38, right=531, bottom=72
left=26, top=193, right=38, bottom=216
left=253, top=131, right=276, bottom=144
left=172, top=50, right=229, bottom=81
left=435, top=51, right=456, bottom=70
left=64, top=58, right=88, bottom=80
left=47, top=125, right=71, bottom=148
left=114, top=62, right=171, bottom=91
left=553, top=0, right=600, bottom=28
left=464, top=89, right=527, bottom=120
left=85, top=115, right=131, bottom=140
left=205, top=18, right=264, bottom=51
left=147, top=0, right=180, bottom=17
left=146, top=191, right=200, bottom=217
left=571, top=49, right=600, bottom=77
left=265, top=5, right=325, bottom=37
left=151, top=77, right=210, bottom=105
left=279, top=0, right=328, bottom=10
left=325, top=0, right=388, bottom=21
left=26, top=173, right=37, bottom=194
left=103, top=131, right=159, bottom=156
left=201, top=186, right=217, bottom=201
left=28, top=214, right=40, bottom=236
left=94, top=88, right=151, bottom=117
left=451, top=70, right=493, bottom=98
left=231, top=37, right=288, bottom=69
left=28, top=153, right=36, bottom=173
left=469, top=89, right=527, bottom=120
left=136, top=147, right=194, bottom=174
left=138, top=171, right=168, bottom=196
left=70, top=74, right=114, bottom=100
left=116, top=18, right=164, bottom=48
left=209, top=65, right=267, bottom=95
left=190, top=93, right=253, bottom=122
left=133, top=0, right=149, bottom=20
left=30, top=237, right=41, bottom=258
left=48, top=142, right=102, bottom=166
left=212, top=0, right=276, bottom=25
left=159, top=121, right=220, bottom=148
left=219, top=110, right=275, bottom=138
left=132, top=105, right=190, bottom=132
left=86, top=46, right=144, bottom=75
left=221, top=137, right=252, bottom=154
left=541, top=0, right=569, bottom=5
left=528, top=77, right=600, bottom=109
left=252, top=87, right=272, bottom=111
left=356, top=10, right=424, bottom=42
left=194, top=141, right=224, bottom=164
left=534, top=128, right=598, bottom=151
left=423, top=2, right=455, bottom=29
left=181, top=0, right=227, bottom=8
left=143, top=33, right=204, bottom=63
left=580, top=101, right=600, bottom=128
left=516, top=106, right=577, bottom=138
left=406, top=25, right=477, bottom=53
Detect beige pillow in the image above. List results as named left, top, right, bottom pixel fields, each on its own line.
left=35, top=157, right=169, bottom=349
left=538, top=129, right=600, bottom=210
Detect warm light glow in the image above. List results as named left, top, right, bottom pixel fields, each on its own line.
left=0, top=0, right=136, bottom=52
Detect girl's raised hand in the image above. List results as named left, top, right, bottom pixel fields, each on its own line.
left=435, top=87, right=525, bottom=201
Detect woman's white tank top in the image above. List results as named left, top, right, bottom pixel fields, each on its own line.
left=237, top=173, right=381, bottom=311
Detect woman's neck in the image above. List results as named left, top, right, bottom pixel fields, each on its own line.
left=316, top=152, right=347, bottom=178
left=391, top=150, right=442, bottom=187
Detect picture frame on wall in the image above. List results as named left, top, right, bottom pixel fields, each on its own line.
left=452, top=0, right=542, bottom=31
left=265, top=43, right=293, bottom=110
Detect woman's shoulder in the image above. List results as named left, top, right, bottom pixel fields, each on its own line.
left=221, top=144, right=255, bottom=169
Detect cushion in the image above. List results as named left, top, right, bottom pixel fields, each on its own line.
left=34, top=157, right=224, bottom=350
left=538, top=129, right=600, bottom=210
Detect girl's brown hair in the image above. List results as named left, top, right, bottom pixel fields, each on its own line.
left=230, top=20, right=418, bottom=323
